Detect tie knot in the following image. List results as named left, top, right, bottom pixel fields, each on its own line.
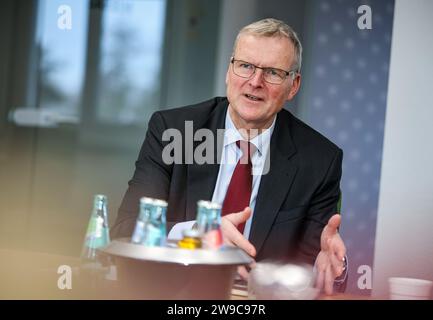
left=236, top=140, right=256, bottom=163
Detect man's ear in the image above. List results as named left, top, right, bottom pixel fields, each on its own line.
left=287, top=74, right=301, bottom=100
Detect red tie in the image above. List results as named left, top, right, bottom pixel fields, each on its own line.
left=221, top=140, right=255, bottom=233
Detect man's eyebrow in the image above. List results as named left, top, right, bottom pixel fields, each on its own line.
left=235, top=57, right=291, bottom=71
left=240, top=59, right=286, bottom=70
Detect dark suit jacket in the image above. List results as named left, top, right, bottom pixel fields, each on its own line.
left=111, top=97, right=343, bottom=265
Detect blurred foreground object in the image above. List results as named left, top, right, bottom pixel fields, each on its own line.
left=196, top=200, right=224, bottom=249
left=79, top=194, right=115, bottom=298
left=102, top=239, right=252, bottom=299
left=178, top=229, right=202, bottom=249
left=131, top=197, right=154, bottom=244
left=248, top=262, right=319, bottom=300
left=81, top=194, right=110, bottom=261
left=131, top=197, right=167, bottom=247
left=389, top=277, right=433, bottom=300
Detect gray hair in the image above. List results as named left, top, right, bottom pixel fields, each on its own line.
left=233, top=18, right=303, bottom=73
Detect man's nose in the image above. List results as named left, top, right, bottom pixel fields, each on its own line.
left=248, top=69, right=265, bottom=87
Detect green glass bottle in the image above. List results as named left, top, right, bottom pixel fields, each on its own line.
left=81, top=194, right=110, bottom=261
left=79, top=194, right=112, bottom=298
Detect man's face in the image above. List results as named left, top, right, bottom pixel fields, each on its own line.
left=226, top=34, right=301, bottom=130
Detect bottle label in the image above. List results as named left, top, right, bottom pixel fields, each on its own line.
left=85, top=216, right=109, bottom=248
left=143, top=223, right=164, bottom=247
left=131, top=220, right=146, bottom=244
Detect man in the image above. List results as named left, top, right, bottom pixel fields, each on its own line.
left=111, top=18, right=346, bottom=294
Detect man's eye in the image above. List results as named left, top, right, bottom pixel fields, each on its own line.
left=267, top=68, right=279, bottom=76
left=239, top=63, right=253, bottom=69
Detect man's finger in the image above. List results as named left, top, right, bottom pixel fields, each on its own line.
left=221, top=217, right=256, bottom=257
left=330, top=253, right=344, bottom=277
left=326, top=214, right=341, bottom=234
left=329, top=234, right=346, bottom=260
left=315, top=269, right=325, bottom=291
left=231, top=231, right=256, bottom=257
left=324, top=265, right=334, bottom=295
left=224, top=207, right=252, bottom=226
left=237, top=266, right=250, bottom=281
left=249, top=260, right=257, bottom=270
left=321, top=214, right=342, bottom=250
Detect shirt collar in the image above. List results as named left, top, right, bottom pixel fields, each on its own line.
left=224, top=106, right=277, bottom=156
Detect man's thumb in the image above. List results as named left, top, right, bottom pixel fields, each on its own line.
left=327, top=214, right=341, bottom=233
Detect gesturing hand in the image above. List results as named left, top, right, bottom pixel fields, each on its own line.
left=315, top=214, right=346, bottom=295
left=221, top=207, right=256, bottom=280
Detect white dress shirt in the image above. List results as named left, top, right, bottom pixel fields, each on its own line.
left=210, top=109, right=276, bottom=239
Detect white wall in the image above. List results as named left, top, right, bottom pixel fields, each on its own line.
left=373, top=0, right=433, bottom=298
left=214, top=0, right=258, bottom=96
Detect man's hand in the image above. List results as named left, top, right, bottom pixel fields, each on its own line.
left=315, top=214, right=346, bottom=295
left=221, top=207, right=256, bottom=280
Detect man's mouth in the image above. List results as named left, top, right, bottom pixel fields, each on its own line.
left=244, top=93, right=263, bottom=101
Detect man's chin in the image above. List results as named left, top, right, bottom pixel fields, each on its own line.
left=229, top=104, right=267, bottom=127
left=237, top=116, right=268, bottom=130
left=235, top=105, right=262, bottom=119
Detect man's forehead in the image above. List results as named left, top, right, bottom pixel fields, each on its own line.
left=234, top=34, right=295, bottom=68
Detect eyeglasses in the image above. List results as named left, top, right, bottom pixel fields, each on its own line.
left=231, top=58, right=297, bottom=85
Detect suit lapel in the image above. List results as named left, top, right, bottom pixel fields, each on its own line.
left=249, top=112, right=298, bottom=255
left=185, top=100, right=228, bottom=220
